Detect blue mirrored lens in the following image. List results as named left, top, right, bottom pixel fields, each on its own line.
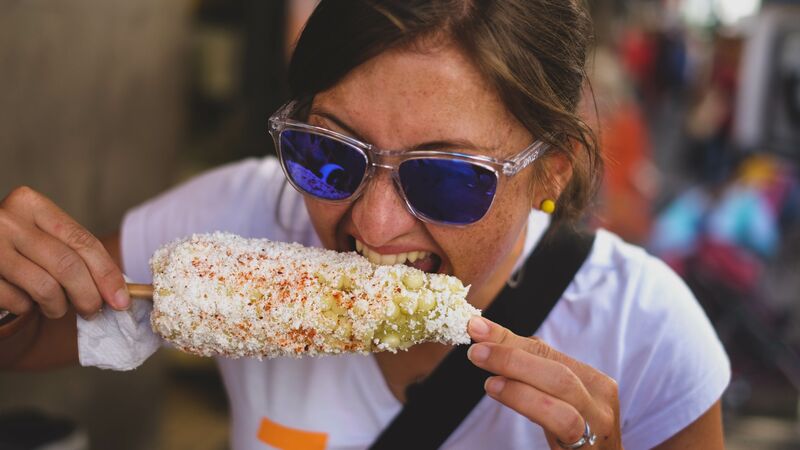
left=399, top=159, right=497, bottom=224
left=280, top=129, right=367, bottom=200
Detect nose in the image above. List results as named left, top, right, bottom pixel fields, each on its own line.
left=350, top=169, right=418, bottom=248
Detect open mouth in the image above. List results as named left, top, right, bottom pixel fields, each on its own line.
left=350, top=237, right=442, bottom=273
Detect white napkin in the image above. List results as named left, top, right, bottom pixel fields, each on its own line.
left=77, top=282, right=161, bottom=371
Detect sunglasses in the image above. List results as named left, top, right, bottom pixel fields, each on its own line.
left=268, top=101, right=548, bottom=226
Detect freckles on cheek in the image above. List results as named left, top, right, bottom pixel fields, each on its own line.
left=454, top=192, right=529, bottom=282
left=447, top=222, right=512, bottom=280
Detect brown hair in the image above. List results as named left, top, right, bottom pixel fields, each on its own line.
left=288, top=0, right=601, bottom=224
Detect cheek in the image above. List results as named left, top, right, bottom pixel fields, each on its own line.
left=433, top=180, right=532, bottom=286
left=303, top=197, right=349, bottom=249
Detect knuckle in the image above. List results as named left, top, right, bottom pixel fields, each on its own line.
left=603, top=373, right=619, bottom=392
left=0, top=210, right=21, bottom=234
left=54, top=250, right=84, bottom=277
left=592, top=372, right=619, bottom=399
left=94, top=260, right=121, bottom=284
left=65, top=225, right=99, bottom=251
left=558, top=411, right=585, bottom=443
left=32, top=276, right=63, bottom=303
left=3, top=185, right=37, bottom=208
left=600, top=405, right=616, bottom=427
left=73, top=297, right=102, bottom=317
left=527, top=336, right=551, bottom=357
left=604, top=376, right=619, bottom=399
left=553, top=364, right=581, bottom=394
left=41, top=302, right=68, bottom=319
left=498, top=328, right=514, bottom=345
left=503, top=347, right=527, bottom=373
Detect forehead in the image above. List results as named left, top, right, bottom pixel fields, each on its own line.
left=311, top=43, right=529, bottom=152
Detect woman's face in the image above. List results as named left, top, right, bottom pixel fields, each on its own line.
left=303, top=42, right=545, bottom=307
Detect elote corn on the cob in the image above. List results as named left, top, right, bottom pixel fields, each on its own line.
left=150, top=232, right=480, bottom=358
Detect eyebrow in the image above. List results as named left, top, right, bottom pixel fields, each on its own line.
left=308, top=107, right=494, bottom=153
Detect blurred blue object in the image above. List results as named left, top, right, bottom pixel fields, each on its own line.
left=707, top=185, right=779, bottom=257
left=650, top=185, right=778, bottom=258
left=650, top=188, right=709, bottom=256
left=651, top=155, right=796, bottom=260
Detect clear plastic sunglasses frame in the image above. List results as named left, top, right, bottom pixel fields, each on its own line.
left=268, top=100, right=549, bottom=226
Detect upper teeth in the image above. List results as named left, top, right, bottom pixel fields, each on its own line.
left=355, top=238, right=429, bottom=265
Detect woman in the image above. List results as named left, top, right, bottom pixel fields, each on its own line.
left=0, top=1, right=729, bottom=448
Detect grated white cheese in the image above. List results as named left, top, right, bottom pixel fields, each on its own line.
left=150, top=232, right=480, bottom=359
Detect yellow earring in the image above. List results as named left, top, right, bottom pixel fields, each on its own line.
left=540, top=199, right=556, bottom=214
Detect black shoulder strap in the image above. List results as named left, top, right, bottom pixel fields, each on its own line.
left=370, top=226, right=596, bottom=450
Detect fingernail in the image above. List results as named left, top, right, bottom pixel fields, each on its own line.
left=468, top=344, right=490, bottom=363
left=485, top=377, right=506, bottom=395
left=113, top=287, right=130, bottom=310
left=469, top=316, right=490, bottom=337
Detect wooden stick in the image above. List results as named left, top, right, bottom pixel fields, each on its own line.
left=127, top=283, right=154, bottom=299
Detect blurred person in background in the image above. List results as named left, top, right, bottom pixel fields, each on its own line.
left=583, top=44, right=659, bottom=244
left=1, top=1, right=729, bottom=449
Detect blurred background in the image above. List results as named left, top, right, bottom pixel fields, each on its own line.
left=1, top=0, right=799, bottom=448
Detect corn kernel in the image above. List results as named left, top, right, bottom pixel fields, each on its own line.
left=402, top=271, right=424, bottom=291
left=320, top=293, right=336, bottom=311
left=385, top=301, right=400, bottom=319
left=337, top=318, right=352, bottom=338
left=352, top=300, right=368, bottom=315
left=381, top=333, right=401, bottom=348
left=394, top=295, right=418, bottom=315
left=341, top=275, right=354, bottom=292
left=249, top=289, right=264, bottom=302
left=449, top=278, right=464, bottom=290
left=418, top=292, right=437, bottom=312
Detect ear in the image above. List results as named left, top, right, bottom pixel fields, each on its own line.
left=531, top=152, right=573, bottom=208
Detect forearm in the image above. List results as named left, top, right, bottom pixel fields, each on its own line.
left=654, top=401, right=724, bottom=450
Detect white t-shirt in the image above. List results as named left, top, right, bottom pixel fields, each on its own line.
left=121, top=157, right=730, bottom=450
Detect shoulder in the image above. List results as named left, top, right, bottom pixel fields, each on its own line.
left=546, top=229, right=730, bottom=448
left=564, top=229, right=694, bottom=317
left=564, top=229, right=725, bottom=363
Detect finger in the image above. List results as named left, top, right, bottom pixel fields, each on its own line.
left=12, top=225, right=103, bottom=318
left=0, top=249, right=68, bottom=318
left=484, top=376, right=587, bottom=446
left=469, top=316, right=590, bottom=375
left=0, top=278, right=35, bottom=315
left=468, top=342, right=592, bottom=411
left=15, top=191, right=129, bottom=309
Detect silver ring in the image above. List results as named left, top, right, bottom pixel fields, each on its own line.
left=557, top=420, right=597, bottom=449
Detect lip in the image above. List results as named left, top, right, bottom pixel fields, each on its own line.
left=345, top=233, right=450, bottom=275
left=348, top=233, right=438, bottom=257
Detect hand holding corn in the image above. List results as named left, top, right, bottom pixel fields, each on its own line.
left=150, top=232, right=480, bottom=358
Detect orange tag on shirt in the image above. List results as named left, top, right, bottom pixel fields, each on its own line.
left=258, top=417, right=328, bottom=450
